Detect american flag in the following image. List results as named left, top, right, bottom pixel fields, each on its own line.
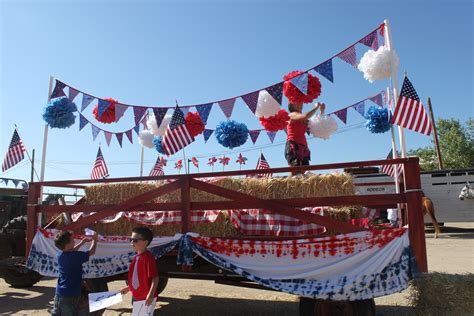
left=207, top=157, right=217, bottom=166
left=149, top=157, right=164, bottom=177
left=162, top=106, right=194, bottom=155
left=381, top=149, right=403, bottom=178
left=174, top=160, right=183, bottom=170
left=91, top=147, right=109, bottom=180
left=2, top=129, right=26, bottom=172
left=391, top=76, right=432, bottom=136
left=256, top=153, right=271, bottom=178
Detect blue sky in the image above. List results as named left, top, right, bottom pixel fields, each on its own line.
left=1, top=0, right=472, bottom=187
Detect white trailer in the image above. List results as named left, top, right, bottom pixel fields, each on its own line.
left=352, top=168, right=474, bottom=224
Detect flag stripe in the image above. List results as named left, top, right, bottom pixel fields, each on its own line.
left=391, top=77, right=432, bottom=136
left=91, top=148, right=109, bottom=179
left=2, top=130, right=26, bottom=172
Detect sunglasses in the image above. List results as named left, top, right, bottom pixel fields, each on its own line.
left=129, top=238, right=144, bottom=243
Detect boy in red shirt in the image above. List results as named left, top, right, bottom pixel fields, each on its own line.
left=121, top=227, right=159, bottom=314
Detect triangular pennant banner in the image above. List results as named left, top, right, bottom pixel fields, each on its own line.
left=337, top=46, right=358, bottom=67
left=104, top=131, right=113, bottom=146
left=79, top=114, right=89, bottom=131
left=51, top=80, right=67, bottom=99
left=12, top=179, right=19, bottom=187
left=267, top=131, right=277, bottom=143
left=203, top=129, right=214, bottom=142
left=91, top=125, right=101, bottom=141
left=354, top=101, right=366, bottom=117
left=134, top=107, right=148, bottom=125
left=290, top=72, right=308, bottom=95
left=133, top=125, right=140, bottom=135
left=265, top=82, right=284, bottom=105
left=249, top=130, right=261, bottom=144
left=241, top=91, right=259, bottom=114
left=115, top=104, right=128, bottom=122
left=218, top=98, right=236, bottom=119
left=98, top=99, right=111, bottom=118
left=196, top=103, right=213, bottom=124
left=125, top=130, right=133, bottom=144
left=314, top=59, right=334, bottom=83
left=81, top=94, right=95, bottom=111
left=359, top=31, right=377, bottom=49
left=334, top=109, right=347, bottom=124
left=3, top=179, right=8, bottom=186
left=68, top=87, right=80, bottom=102
left=116, top=133, right=123, bottom=147
left=181, top=107, right=190, bottom=117
left=153, top=108, right=168, bottom=128
left=370, top=94, right=384, bottom=106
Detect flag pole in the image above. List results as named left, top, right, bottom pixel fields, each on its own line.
left=31, top=149, right=35, bottom=183
left=387, top=87, right=402, bottom=222
left=139, top=111, right=148, bottom=177
left=384, top=19, right=407, bottom=158
left=427, top=97, right=443, bottom=170
left=182, top=148, right=188, bottom=174
left=36, top=76, right=53, bottom=227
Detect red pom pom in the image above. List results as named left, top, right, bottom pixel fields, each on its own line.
left=93, top=98, right=117, bottom=124
left=259, top=109, right=290, bottom=132
left=185, top=112, right=205, bottom=137
left=283, top=71, right=321, bottom=105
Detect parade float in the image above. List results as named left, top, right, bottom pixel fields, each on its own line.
left=17, top=20, right=431, bottom=315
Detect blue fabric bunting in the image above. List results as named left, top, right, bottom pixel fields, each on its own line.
left=153, top=136, right=166, bottom=154
left=215, top=120, right=249, bottom=149
left=365, top=106, right=391, bottom=133
left=43, top=96, right=77, bottom=129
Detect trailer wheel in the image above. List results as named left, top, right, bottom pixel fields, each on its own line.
left=157, top=276, right=168, bottom=294
left=299, top=297, right=375, bottom=316
left=0, top=266, right=42, bottom=288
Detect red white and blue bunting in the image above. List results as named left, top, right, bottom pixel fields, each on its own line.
left=27, top=227, right=415, bottom=300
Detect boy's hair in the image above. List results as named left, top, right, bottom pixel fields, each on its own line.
left=132, top=227, right=153, bottom=246
left=55, top=230, right=73, bottom=250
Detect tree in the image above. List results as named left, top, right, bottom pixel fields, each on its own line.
left=408, top=118, right=473, bottom=170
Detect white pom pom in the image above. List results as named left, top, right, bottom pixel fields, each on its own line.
left=255, top=90, right=280, bottom=118
left=147, top=114, right=172, bottom=136
left=308, top=115, right=338, bottom=140
left=138, top=130, right=154, bottom=148
left=358, top=46, right=399, bottom=83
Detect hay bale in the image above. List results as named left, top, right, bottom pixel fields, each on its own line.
left=408, top=272, right=474, bottom=315
left=84, top=173, right=355, bottom=205
left=90, top=211, right=243, bottom=238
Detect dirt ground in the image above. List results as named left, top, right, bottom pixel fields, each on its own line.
left=1, top=224, right=473, bottom=316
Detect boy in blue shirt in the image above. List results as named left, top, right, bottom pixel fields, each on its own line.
left=51, top=230, right=98, bottom=316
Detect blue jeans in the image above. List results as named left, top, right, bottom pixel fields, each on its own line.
left=51, top=295, right=80, bottom=316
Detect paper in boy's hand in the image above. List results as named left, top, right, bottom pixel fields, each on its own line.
left=132, top=298, right=157, bottom=316
left=88, top=291, right=122, bottom=312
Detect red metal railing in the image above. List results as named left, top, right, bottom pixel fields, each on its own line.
left=26, top=157, right=427, bottom=272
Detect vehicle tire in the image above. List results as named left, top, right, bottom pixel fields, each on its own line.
left=0, top=215, right=27, bottom=233
left=156, top=276, right=168, bottom=294
left=351, top=299, right=375, bottom=316
left=84, top=278, right=109, bottom=316
left=0, top=265, right=42, bottom=288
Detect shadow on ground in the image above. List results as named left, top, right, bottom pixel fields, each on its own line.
left=0, top=285, right=54, bottom=314
left=108, top=295, right=299, bottom=316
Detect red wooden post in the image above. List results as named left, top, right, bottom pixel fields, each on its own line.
left=25, top=183, right=40, bottom=258
left=181, top=177, right=191, bottom=233
left=404, top=157, right=428, bottom=272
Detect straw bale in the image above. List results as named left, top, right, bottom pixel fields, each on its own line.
left=84, top=173, right=355, bottom=205
left=408, top=272, right=474, bottom=315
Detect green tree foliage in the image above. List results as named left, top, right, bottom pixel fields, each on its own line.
left=408, top=118, right=473, bottom=170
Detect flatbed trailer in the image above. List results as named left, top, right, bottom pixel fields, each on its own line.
left=23, top=157, right=428, bottom=315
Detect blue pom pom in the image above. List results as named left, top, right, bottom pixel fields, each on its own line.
left=215, top=120, right=249, bottom=149
left=153, top=136, right=166, bottom=154
left=365, top=106, right=391, bottom=133
left=43, top=97, right=77, bottom=129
